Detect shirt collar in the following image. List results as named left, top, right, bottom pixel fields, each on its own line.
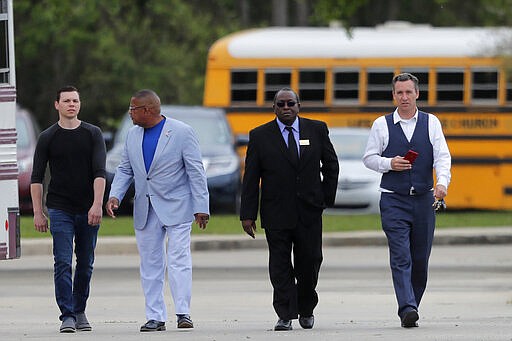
left=276, top=117, right=299, bottom=133
left=393, top=108, right=418, bottom=124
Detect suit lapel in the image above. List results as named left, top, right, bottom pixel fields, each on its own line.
left=148, top=118, right=173, bottom=174
left=269, top=120, right=298, bottom=166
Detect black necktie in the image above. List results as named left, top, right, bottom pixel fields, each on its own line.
left=285, top=126, right=299, bottom=165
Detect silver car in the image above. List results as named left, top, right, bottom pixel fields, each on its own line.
left=329, top=127, right=380, bottom=214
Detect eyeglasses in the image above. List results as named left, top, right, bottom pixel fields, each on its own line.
left=128, top=105, right=146, bottom=111
left=275, top=100, right=298, bottom=108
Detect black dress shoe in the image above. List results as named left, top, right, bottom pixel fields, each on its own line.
left=299, top=315, right=314, bottom=329
left=274, top=319, right=292, bottom=331
left=401, top=310, right=419, bottom=328
left=177, top=314, right=194, bottom=329
left=140, top=320, right=166, bottom=332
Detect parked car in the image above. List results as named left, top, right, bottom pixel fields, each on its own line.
left=16, top=106, right=40, bottom=214
left=329, top=127, right=381, bottom=214
left=105, top=105, right=243, bottom=214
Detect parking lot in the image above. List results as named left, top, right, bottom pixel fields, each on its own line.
left=1, top=244, right=511, bottom=340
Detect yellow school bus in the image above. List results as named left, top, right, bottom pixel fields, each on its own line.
left=203, top=22, right=512, bottom=210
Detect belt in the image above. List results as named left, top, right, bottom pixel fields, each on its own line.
left=380, top=188, right=421, bottom=195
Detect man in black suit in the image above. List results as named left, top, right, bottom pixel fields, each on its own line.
left=240, top=88, right=339, bottom=331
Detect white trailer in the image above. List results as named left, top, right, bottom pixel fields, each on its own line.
left=0, top=0, right=20, bottom=260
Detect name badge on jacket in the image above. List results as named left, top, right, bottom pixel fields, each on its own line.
left=299, top=139, right=310, bottom=146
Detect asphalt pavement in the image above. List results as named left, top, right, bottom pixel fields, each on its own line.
left=4, top=224, right=512, bottom=341
left=2, top=244, right=512, bottom=341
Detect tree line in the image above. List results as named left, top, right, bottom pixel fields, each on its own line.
left=14, top=0, right=512, bottom=131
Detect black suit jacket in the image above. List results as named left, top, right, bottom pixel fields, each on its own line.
left=240, top=117, right=339, bottom=230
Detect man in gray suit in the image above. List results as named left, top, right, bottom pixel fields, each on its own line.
left=105, top=89, right=209, bottom=332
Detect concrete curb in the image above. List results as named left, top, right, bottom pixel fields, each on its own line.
left=18, top=227, right=512, bottom=256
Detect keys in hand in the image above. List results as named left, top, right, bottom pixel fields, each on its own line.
left=432, top=198, right=446, bottom=212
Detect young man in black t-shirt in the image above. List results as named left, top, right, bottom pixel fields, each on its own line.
left=30, top=85, right=106, bottom=333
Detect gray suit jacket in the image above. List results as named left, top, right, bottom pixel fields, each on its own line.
left=109, top=117, right=209, bottom=229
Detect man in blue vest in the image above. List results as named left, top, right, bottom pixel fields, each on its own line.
left=363, top=73, right=451, bottom=328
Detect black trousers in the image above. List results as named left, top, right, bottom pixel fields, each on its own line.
left=264, top=215, right=323, bottom=320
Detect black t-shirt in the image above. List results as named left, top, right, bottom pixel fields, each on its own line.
left=31, top=121, right=106, bottom=214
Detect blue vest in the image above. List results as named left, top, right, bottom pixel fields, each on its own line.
left=380, top=111, right=434, bottom=195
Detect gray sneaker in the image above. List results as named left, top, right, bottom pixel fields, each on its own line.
left=75, top=312, right=92, bottom=331
left=60, top=317, right=76, bottom=333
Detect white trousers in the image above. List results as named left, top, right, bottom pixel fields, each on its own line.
left=134, top=205, right=192, bottom=322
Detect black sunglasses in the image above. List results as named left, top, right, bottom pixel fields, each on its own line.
left=275, top=100, right=298, bottom=108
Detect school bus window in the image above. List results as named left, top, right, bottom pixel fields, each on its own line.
left=333, top=69, right=359, bottom=103
left=265, top=70, right=291, bottom=101
left=231, top=70, right=257, bottom=103
left=472, top=68, right=498, bottom=102
left=436, top=68, right=464, bottom=102
left=298, top=70, right=325, bottom=102
left=401, top=69, right=429, bottom=102
left=367, top=69, right=394, bottom=102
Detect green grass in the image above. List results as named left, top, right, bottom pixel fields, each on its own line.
left=19, top=211, right=512, bottom=239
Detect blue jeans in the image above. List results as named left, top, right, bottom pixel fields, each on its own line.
left=48, top=208, right=99, bottom=321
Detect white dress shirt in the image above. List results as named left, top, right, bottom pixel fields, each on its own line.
left=362, top=109, right=451, bottom=190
